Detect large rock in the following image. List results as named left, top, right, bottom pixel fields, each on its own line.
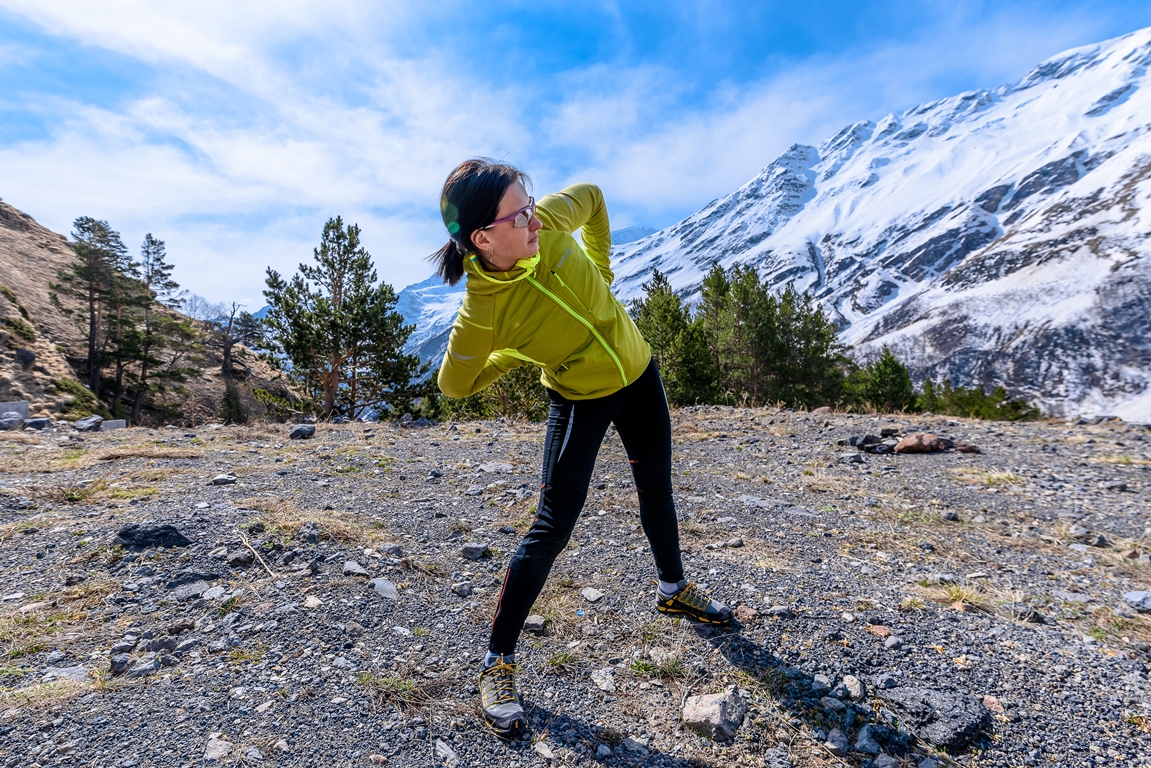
left=289, top=424, right=315, bottom=440
left=170, top=581, right=212, bottom=602
left=370, top=578, right=398, bottom=600
left=894, top=433, right=950, bottom=454
left=42, top=665, right=89, bottom=683
left=114, top=522, right=193, bottom=549
left=72, top=414, right=104, bottom=431
left=297, top=521, right=320, bottom=544
left=1123, top=591, right=1151, bottom=613
left=878, top=686, right=990, bottom=750
left=461, top=542, right=490, bottom=560
left=682, top=685, right=748, bottom=741
left=0, top=411, right=23, bottom=431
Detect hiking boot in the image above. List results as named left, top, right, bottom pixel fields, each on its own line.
left=478, top=655, right=527, bottom=738
left=656, top=580, right=733, bottom=626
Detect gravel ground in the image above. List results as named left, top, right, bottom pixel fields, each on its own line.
left=0, top=408, right=1149, bottom=768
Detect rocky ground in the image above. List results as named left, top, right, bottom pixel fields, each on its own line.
left=0, top=408, right=1149, bottom=768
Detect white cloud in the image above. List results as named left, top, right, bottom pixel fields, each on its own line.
left=0, top=0, right=1145, bottom=303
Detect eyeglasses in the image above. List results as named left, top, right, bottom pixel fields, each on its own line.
left=479, top=197, right=535, bottom=230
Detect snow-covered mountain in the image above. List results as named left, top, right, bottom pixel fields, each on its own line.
left=397, top=27, right=1151, bottom=421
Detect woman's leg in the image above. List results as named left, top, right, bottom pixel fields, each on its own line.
left=489, top=392, right=614, bottom=655
left=611, top=361, right=684, bottom=585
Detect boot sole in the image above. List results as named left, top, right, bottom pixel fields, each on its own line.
left=656, top=604, right=733, bottom=626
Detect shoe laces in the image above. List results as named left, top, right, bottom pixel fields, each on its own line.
left=673, top=581, right=711, bottom=612
left=480, top=661, right=518, bottom=706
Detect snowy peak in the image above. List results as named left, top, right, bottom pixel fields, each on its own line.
left=398, top=26, right=1151, bottom=421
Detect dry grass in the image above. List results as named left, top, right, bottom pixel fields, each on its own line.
left=90, top=446, right=205, bottom=462
left=1089, top=454, right=1151, bottom=466
left=356, top=660, right=465, bottom=714
left=0, top=578, right=116, bottom=661
left=0, top=679, right=87, bottom=711
left=241, top=497, right=388, bottom=546
left=948, top=467, right=1023, bottom=486
left=914, top=580, right=991, bottom=612
left=531, top=586, right=583, bottom=641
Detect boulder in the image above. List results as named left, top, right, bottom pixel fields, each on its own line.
left=297, top=521, right=321, bottom=544
left=0, top=412, right=23, bottom=431
left=370, top=578, right=398, bottom=600
left=878, top=686, right=990, bottom=750
left=23, top=417, right=51, bottom=430
left=894, top=433, right=950, bottom=454
left=343, top=560, right=370, bottom=577
left=1122, top=591, right=1151, bottom=613
left=681, top=685, right=748, bottom=741
left=72, top=415, right=104, bottom=432
left=114, top=522, right=193, bottom=549
left=15, top=348, right=34, bottom=370
left=461, top=542, right=490, bottom=560
left=289, top=424, right=315, bottom=440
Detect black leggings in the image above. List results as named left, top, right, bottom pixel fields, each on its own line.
left=489, top=358, right=685, bottom=654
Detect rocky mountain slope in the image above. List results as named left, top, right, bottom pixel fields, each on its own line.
left=0, top=198, right=285, bottom=423
left=0, top=410, right=1149, bottom=767
left=397, top=27, right=1151, bottom=422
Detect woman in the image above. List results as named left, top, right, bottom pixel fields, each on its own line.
left=432, top=158, right=732, bottom=738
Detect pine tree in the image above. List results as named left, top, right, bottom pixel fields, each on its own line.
left=861, top=346, right=914, bottom=412
left=263, top=217, right=427, bottom=419
left=50, top=217, right=130, bottom=394
left=630, top=270, right=718, bottom=405
left=128, top=234, right=189, bottom=423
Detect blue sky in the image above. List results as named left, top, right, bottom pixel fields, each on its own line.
left=2, top=1, right=1150, bottom=306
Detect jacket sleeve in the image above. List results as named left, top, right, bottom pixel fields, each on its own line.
left=536, top=183, right=613, bottom=286
left=437, top=298, right=527, bottom=398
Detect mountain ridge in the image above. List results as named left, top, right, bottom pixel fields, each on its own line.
left=397, top=26, right=1151, bottom=422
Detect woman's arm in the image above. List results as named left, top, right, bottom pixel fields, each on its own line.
left=536, top=183, right=613, bottom=286
left=437, top=301, right=528, bottom=398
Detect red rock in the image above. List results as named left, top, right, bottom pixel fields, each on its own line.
left=894, top=433, right=949, bottom=454
left=982, top=694, right=1005, bottom=713
left=868, top=625, right=893, bottom=637
left=812, top=406, right=832, bottom=414
left=954, top=442, right=983, bottom=454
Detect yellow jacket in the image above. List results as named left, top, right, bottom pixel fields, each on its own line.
left=437, top=183, right=651, bottom=400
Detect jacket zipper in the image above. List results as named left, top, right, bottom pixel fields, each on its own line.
left=526, top=274, right=629, bottom=388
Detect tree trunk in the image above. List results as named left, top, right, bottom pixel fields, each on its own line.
left=87, top=291, right=100, bottom=394
left=324, top=358, right=340, bottom=418
left=222, top=338, right=233, bottom=378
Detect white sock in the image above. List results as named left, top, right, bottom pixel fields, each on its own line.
left=658, top=580, right=683, bottom=597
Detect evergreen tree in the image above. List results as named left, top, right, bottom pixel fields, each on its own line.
left=263, top=216, right=426, bottom=419
left=861, top=346, right=914, bottom=412
left=127, top=234, right=191, bottom=423
left=630, top=270, right=718, bottom=405
left=50, top=217, right=130, bottom=394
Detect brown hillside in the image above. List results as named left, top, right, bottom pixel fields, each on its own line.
left=0, top=196, right=288, bottom=423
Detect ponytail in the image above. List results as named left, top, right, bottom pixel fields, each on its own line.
left=430, top=239, right=466, bottom=286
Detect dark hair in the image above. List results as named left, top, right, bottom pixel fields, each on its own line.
left=428, top=158, right=530, bottom=285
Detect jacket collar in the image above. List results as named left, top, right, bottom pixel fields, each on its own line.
left=463, top=252, right=540, bottom=293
